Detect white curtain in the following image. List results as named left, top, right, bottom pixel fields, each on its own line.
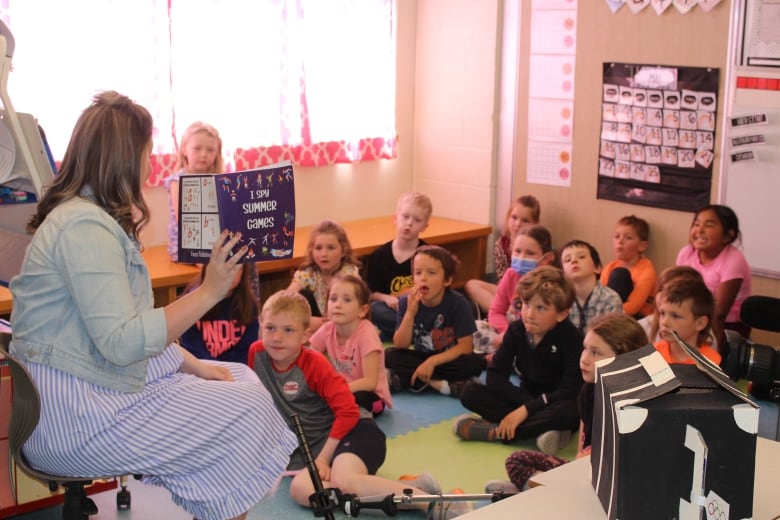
left=0, top=0, right=396, bottom=185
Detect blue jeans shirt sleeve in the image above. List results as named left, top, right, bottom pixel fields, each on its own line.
left=53, top=214, right=167, bottom=366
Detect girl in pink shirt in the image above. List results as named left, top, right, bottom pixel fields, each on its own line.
left=676, top=204, right=752, bottom=342
left=309, top=274, right=392, bottom=416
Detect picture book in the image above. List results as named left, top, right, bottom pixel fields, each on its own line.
left=177, top=161, right=295, bottom=264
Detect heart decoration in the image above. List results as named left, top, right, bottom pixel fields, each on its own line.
left=605, top=0, right=626, bottom=14
left=698, top=0, right=722, bottom=13
left=651, top=0, right=672, bottom=14
left=627, top=0, right=650, bottom=14
left=673, top=0, right=698, bottom=14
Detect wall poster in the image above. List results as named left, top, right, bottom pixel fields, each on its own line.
left=597, top=63, right=719, bottom=212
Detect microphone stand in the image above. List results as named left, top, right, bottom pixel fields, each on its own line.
left=290, top=413, right=516, bottom=518
left=290, top=414, right=343, bottom=519
left=340, top=489, right=515, bottom=518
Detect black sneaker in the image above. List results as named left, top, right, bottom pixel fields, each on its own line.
left=448, top=379, right=468, bottom=398
left=386, top=368, right=401, bottom=393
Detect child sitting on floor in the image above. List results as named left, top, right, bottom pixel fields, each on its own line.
left=177, top=262, right=259, bottom=364
left=287, top=220, right=361, bottom=333
left=249, top=290, right=471, bottom=518
left=600, top=215, right=657, bottom=319
left=477, top=225, right=557, bottom=353
left=560, top=240, right=623, bottom=335
left=639, top=265, right=705, bottom=343
left=676, top=204, right=752, bottom=347
left=386, top=245, right=485, bottom=397
left=309, top=274, right=393, bottom=417
left=455, top=266, right=583, bottom=455
left=465, top=195, right=541, bottom=315
left=653, top=277, right=721, bottom=365
left=366, top=191, right=432, bottom=342
left=484, top=314, right=649, bottom=493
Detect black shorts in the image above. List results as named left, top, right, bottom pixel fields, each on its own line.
left=334, top=418, right=387, bottom=475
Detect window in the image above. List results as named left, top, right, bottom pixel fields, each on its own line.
left=1, top=0, right=397, bottom=186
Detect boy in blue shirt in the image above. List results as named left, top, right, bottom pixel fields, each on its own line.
left=386, top=245, right=484, bottom=397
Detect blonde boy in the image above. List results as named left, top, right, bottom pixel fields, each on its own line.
left=248, top=290, right=471, bottom=517
left=653, top=278, right=721, bottom=365
left=366, top=192, right=433, bottom=341
left=600, top=215, right=657, bottom=318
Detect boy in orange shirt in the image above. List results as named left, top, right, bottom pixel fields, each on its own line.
left=653, top=278, right=721, bottom=365
left=600, top=215, right=657, bottom=319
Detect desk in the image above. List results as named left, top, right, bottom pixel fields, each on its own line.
left=460, top=437, right=780, bottom=519
left=143, top=216, right=492, bottom=307
left=0, top=286, right=10, bottom=317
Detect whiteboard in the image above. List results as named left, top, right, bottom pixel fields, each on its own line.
left=721, top=85, right=780, bottom=278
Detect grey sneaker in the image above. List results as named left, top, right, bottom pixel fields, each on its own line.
left=535, top=429, right=573, bottom=455
left=452, top=414, right=498, bottom=441
left=484, top=479, right=520, bottom=494
left=398, top=472, right=442, bottom=495
left=426, top=491, right=474, bottom=519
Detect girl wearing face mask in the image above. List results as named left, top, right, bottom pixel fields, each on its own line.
left=478, top=226, right=557, bottom=351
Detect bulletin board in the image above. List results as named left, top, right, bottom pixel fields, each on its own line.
left=596, top=62, right=719, bottom=212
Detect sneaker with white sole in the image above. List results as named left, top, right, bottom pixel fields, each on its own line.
left=452, top=413, right=498, bottom=441
left=484, top=479, right=520, bottom=495
left=535, top=429, right=573, bottom=455
left=426, top=489, right=474, bottom=519
left=398, top=472, right=442, bottom=495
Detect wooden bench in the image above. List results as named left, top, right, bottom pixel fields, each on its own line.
left=254, top=216, right=493, bottom=302
left=2, top=216, right=493, bottom=310
left=0, top=285, right=11, bottom=317
left=146, top=216, right=492, bottom=306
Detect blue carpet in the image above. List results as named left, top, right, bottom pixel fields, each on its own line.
left=375, top=391, right=470, bottom=437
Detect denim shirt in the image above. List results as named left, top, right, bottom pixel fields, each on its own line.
left=9, top=195, right=168, bottom=392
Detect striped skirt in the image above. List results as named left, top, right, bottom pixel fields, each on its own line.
left=23, top=345, right=298, bottom=520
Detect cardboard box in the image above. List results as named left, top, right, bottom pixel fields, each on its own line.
left=591, top=343, right=759, bottom=520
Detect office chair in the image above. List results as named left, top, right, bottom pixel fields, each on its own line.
left=0, top=332, right=131, bottom=519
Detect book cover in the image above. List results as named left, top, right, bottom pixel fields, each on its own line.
left=177, top=161, right=295, bottom=264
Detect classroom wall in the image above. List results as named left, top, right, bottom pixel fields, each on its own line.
left=136, top=1, right=780, bottom=345
left=410, top=0, right=500, bottom=225
left=511, top=3, right=780, bottom=345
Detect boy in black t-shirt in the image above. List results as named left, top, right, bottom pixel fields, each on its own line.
left=366, top=192, right=432, bottom=341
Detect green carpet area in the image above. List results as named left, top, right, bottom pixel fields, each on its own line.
left=377, top=416, right=579, bottom=494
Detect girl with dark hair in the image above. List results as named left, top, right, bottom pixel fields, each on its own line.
left=676, top=204, right=752, bottom=342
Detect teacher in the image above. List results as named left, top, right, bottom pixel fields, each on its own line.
left=9, top=91, right=297, bottom=520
